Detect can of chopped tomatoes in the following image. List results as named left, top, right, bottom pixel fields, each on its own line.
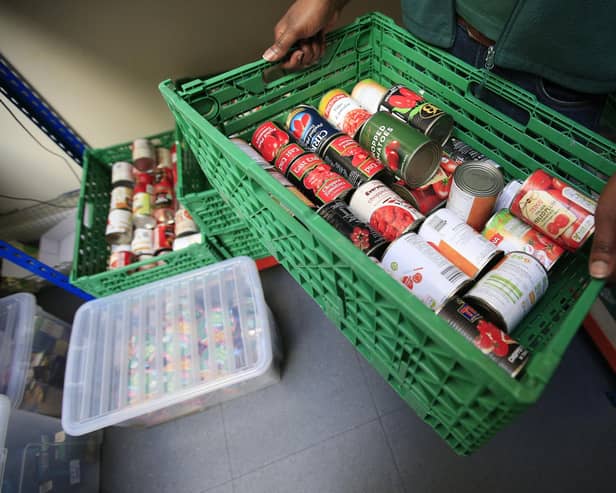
left=153, top=207, right=175, bottom=226
left=251, top=121, right=294, bottom=163
left=318, top=89, right=372, bottom=138
left=317, top=200, right=389, bottom=258
left=419, top=208, right=503, bottom=278
left=154, top=224, right=175, bottom=254
left=357, top=112, right=441, bottom=188
left=286, top=105, right=341, bottom=154
left=465, top=252, right=549, bottom=333
left=153, top=176, right=174, bottom=209
left=273, top=142, right=306, bottom=175
left=175, top=207, right=199, bottom=238
left=381, top=232, right=472, bottom=312
left=510, top=170, right=596, bottom=251
left=131, top=228, right=154, bottom=256
left=437, top=297, right=529, bottom=378
left=106, top=209, right=132, bottom=244
left=348, top=180, right=425, bottom=242
left=108, top=248, right=134, bottom=270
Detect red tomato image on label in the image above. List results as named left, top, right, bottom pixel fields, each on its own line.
left=291, top=113, right=311, bottom=139
left=412, top=272, right=423, bottom=284
left=432, top=175, right=451, bottom=200
left=303, top=163, right=331, bottom=191
left=343, top=147, right=370, bottom=166
left=370, top=205, right=414, bottom=241
left=350, top=226, right=371, bottom=250
left=440, top=156, right=459, bottom=175
left=260, top=130, right=289, bottom=162
left=385, top=141, right=401, bottom=171
left=388, top=87, right=423, bottom=109
left=474, top=320, right=513, bottom=357
left=530, top=170, right=553, bottom=190
left=401, top=275, right=414, bottom=290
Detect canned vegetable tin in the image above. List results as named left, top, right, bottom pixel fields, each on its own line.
left=109, top=186, right=133, bottom=211
left=131, top=228, right=154, bottom=256
left=381, top=232, right=472, bottom=311
left=286, top=105, right=341, bottom=154
left=437, top=297, right=529, bottom=378
left=318, top=89, right=372, bottom=138
left=482, top=209, right=564, bottom=270
left=493, top=180, right=523, bottom=213
left=105, top=209, right=132, bottom=244
left=175, top=208, right=199, bottom=238
left=132, top=138, right=155, bottom=172
left=132, top=182, right=156, bottom=229
left=111, top=161, right=134, bottom=188
left=466, top=251, right=549, bottom=333
left=447, top=161, right=504, bottom=231
left=357, top=112, right=441, bottom=188
left=154, top=224, right=175, bottom=254
left=349, top=180, right=424, bottom=242
left=251, top=121, right=294, bottom=163
left=317, top=200, right=389, bottom=258
left=419, top=208, right=503, bottom=278
left=351, top=79, right=388, bottom=113
left=108, top=250, right=134, bottom=270
left=510, top=169, right=596, bottom=251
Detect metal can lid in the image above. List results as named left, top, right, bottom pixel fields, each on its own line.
left=424, top=113, right=454, bottom=147
left=404, top=139, right=442, bottom=188
left=493, top=179, right=523, bottom=212
left=453, top=161, right=504, bottom=197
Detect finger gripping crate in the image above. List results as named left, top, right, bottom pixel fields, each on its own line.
left=160, top=13, right=616, bottom=454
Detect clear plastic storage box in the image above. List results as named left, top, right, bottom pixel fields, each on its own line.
left=0, top=294, right=70, bottom=417
left=62, top=257, right=280, bottom=435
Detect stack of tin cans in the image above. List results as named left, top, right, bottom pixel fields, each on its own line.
left=105, top=138, right=201, bottom=271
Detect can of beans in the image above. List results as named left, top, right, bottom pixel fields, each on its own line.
left=132, top=138, right=155, bottom=172
left=493, top=180, right=523, bottom=212
left=482, top=209, right=564, bottom=270
left=317, top=200, right=389, bottom=258
left=108, top=249, right=134, bottom=270
left=109, top=186, right=133, bottom=211
left=105, top=209, right=132, bottom=244
left=437, top=297, right=530, bottom=378
left=419, top=208, right=503, bottom=278
left=357, top=112, right=441, bottom=188
left=319, top=133, right=394, bottom=186
left=251, top=121, right=294, bottom=163
left=286, top=105, right=341, bottom=154
left=153, top=207, right=175, bottom=226
left=466, top=251, right=549, bottom=333
left=111, top=161, right=134, bottom=188
left=154, top=224, right=175, bottom=254
left=131, top=228, right=154, bottom=256
left=175, top=207, right=199, bottom=237
left=318, top=89, right=372, bottom=138
left=351, top=79, right=388, bottom=113
left=442, top=138, right=501, bottom=169
left=447, top=161, right=504, bottom=231
left=510, top=170, right=596, bottom=251
left=349, top=180, right=425, bottom=242
left=156, top=147, right=172, bottom=168
left=153, top=176, right=174, bottom=209
left=132, top=182, right=156, bottom=229
left=381, top=232, right=472, bottom=311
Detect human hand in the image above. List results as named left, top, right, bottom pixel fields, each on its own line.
left=589, top=172, right=616, bottom=283
left=262, top=0, right=349, bottom=70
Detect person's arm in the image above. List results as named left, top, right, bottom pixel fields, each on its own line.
left=262, top=0, right=350, bottom=70
left=590, top=173, right=616, bottom=283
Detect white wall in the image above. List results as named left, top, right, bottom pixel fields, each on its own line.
left=0, top=1, right=402, bottom=213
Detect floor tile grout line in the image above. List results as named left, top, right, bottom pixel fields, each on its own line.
left=377, top=414, right=406, bottom=490
left=219, top=403, right=236, bottom=481
left=200, top=478, right=234, bottom=493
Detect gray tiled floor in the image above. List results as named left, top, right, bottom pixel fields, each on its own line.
left=91, top=266, right=615, bottom=493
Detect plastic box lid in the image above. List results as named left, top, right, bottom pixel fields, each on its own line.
left=62, top=257, right=276, bottom=435
left=0, top=294, right=37, bottom=408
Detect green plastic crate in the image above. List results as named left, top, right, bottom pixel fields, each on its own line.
left=159, top=13, right=616, bottom=454
left=70, top=130, right=223, bottom=297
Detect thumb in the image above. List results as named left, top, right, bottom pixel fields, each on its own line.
left=589, top=173, right=616, bottom=281
left=263, top=27, right=297, bottom=62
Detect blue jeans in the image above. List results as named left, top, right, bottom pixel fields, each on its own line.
left=448, top=24, right=607, bottom=131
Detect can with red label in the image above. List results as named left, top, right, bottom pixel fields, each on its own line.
left=153, top=176, right=174, bottom=209
left=154, top=224, right=175, bottom=254
left=156, top=147, right=172, bottom=169
left=108, top=250, right=134, bottom=270
left=418, top=208, right=503, bottom=278
left=482, top=209, right=564, bottom=270
left=405, top=167, right=451, bottom=215
left=273, top=143, right=306, bottom=175
left=134, top=170, right=154, bottom=187
left=318, top=89, right=372, bottom=138
left=132, top=138, right=155, bottom=172
left=466, top=251, right=549, bottom=333
left=109, top=186, right=133, bottom=211
left=112, top=161, right=134, bottom=188
left=153, top=207, right=175, bottom=226
left=317, top=200, right=389, bottom=258
left=510, top=170, right=596, bottom=251
left=284, top=152, right=353, bottom=206
left=231, top=138, right=274, bottom=170
left=437, top=297, right=529, bottom=378
left=251, top=121, right=293, bottom=163
left=381, top=232, right=472, bottom=311
left=131, top=228, right=154, bottom=256
left=286, top=105, right=342, bottom=154
left=105, top=209, right=132, bottom=244
left=132, top=182, right=156, bottom=229
left=175, top=207, right=199, bottom=238
left=447, top=161, right=504, bottom=231
left=348, top=180, right=425, bottom=242
left=357, top=112, right=441, bottom=188
left=265, top=168, right=317, bottom=209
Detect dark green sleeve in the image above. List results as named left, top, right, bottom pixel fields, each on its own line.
left=400, top=0, right=456, bottom=48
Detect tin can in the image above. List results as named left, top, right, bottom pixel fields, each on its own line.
left=105, top=209, right=132, bottom=244
left=153, top=207, right=175, bottom=226
left=132, top=183, right=156, bottom=229
left=437, top=297, right=529, bottom=378
left=251, top=121, right=293, bottom=163
left=351, top=79, right=388, bottom=113
left=265, top=168, right=316, bottom=209
left=111, top=161, right=134, bottom=187
left=482, top=209, right=564, bottom=270
left=153, top=177, right=174, bottom=209
left=442, top=138, right=501, bottom=169
left=153, top=166, right=174, bottom=186
left=286, top=105, right=341, bottom=154
left=231, top=138, right=274, bottom=169
left=134, top=170, right=154, bottom=187
left=175, top=207, right=199, bottom=238
left=132, top=138, right=155, bottom=172
left=510, top=170, right=596, bottom=251
left=466, top=252, right=549, bottom=333
left=349, top=180, right=425, bottom=242
left=318, top=89, right=372, bottom=138
left=108, top=250, right=134, bottom=270
left=136, top=254, right=157, bottom=271
left=405, top=167, right=451, bottom=215
left=154, top=224, right=175, bottom=254
left=493, top=180, right=523, bottom=212
left=319, top=133, right=393, bottom=186
left=381, top=232, right=472, bottom=311
left=317, top=200, right=389, bottom=258
left=447, top=161, right=504, bottom=231
left=109, top=186, right=133, bottom=211
left=273, top=143, right=306, bottom=175
left=156, top=147, right=172, bottom=168
left=172, top=233, right=202, bottom=251
left=131, top=228, right=154, bottom=256
left=357, top=112, right=441, bottom=188
left=284, top=152, right=353, bottom=206
left=419, top=208, right=503, bottom=278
